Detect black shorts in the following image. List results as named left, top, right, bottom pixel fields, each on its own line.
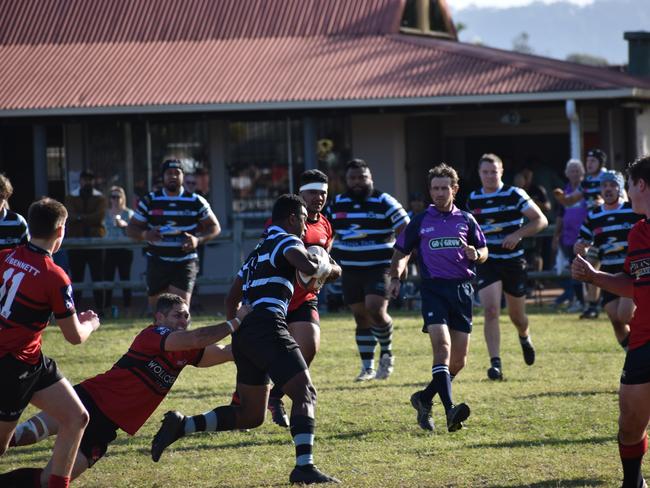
left=476, top=257, right=528, bottom=298
left=602, top=290, right=621, bottom=307
left=146, top=257, right=199, bottom=296
left=286, top=299, right=320, bottom=326
left=601, top=266, right=623, bottom=306
left=0, top=353, right=63, bottom=421
left=420, top=279, right=473, bottom=334
left=621, top=341, right=650, bottom=385
left=74, top=385, right=119, bottom=468
left=232, top=311, right=307, bottom=388
left=341, top=266, right=390, bottom=305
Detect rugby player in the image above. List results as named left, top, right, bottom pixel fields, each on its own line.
left=572, top=155, right=650, bottom=488
left=0, top=174, right=29, bottom=250
left=151, top=194, right=340, bottom=484
left=0, top=293, right=246, bottom=487
left=574, top=171, right=641, bottom=348
left=466, top=154, right=548, bottom=380
left=225, top=169, right=341, bottom=428
left=126, top=159, right=220, bottom=308
left=0, top=198, right=100, bottom=488
left=388, top=164, right=487, bottom=432
left=326, top=159, right=409, bottom=381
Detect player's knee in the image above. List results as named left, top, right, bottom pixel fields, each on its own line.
left=450, top=357, right=467, bottom=375
left=484, top=305, right=500, bottom=322
left=61, top=406, right=89, bottom=432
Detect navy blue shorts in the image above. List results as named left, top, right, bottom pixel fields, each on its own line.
left=420, top=279, right=473, bottom=334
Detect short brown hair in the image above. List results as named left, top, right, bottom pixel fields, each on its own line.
left=627, top=155, right=650, bottom=185
left=155, top=293, right=188, bottom=315
left=479, top=153, right=503, bottom=168
left=28, top=198, right=68, bottom=239
left=0, top=174, right=13, bottom=201
left=428, top=163, right=459, bottom=187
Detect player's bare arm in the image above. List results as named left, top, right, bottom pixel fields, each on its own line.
left=553, top=188, right=583, bottom=207
left=285, top=246, right=321, bottom=275
left=197, top=344, right=233, bottom=368
left=225, top=275, right=244, bottom=320
left=324, top=256, right=342, bottom=283
left=573, top=239, right=591, bottom=256
left=572, top=254, right=634, bottom=298
left=56, top=310, right=100, bottom=345
left=387, top=249, right=410, bottom=299
left=126, top=217, right=161, bottom=242
left=502, top=202, right=548, bottom=250
left=182, top=214, right=221, bottom=252
left=164, top=305, right=250, bottom=351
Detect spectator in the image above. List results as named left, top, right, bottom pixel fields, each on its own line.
left=0, top=173, right=29, bottom=250
left=64, top=169, right=106, bottom=312
left=103, top=186, right=134, bottom=318
left=552, top=159, right=587, bottom=312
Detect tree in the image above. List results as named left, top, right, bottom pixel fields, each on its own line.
left=512, top=32, right=534, bottom=55
left=566, top=53, right=609, bottom=66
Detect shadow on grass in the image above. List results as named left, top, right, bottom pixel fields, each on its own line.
left=470, top=435, right=611, bottom=449
left=517, top=389, right=616, bottom=399
left=318, top=382, right=423, bottom=392
left=486, top=478, right=606, bottom=487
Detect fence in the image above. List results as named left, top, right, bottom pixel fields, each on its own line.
left=63, top=223, right=570, bottom=292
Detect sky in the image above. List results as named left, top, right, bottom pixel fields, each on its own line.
left=449, top=0, right=594, bottom=9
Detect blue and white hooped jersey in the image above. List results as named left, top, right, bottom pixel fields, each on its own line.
left=238, top=225, right=303, bottom=317
left=579, top=201, right=642, bottom=272
left=466, top=184, right=531, bottom=260
left=133, top=189, right=214, bottom=262
left=326, top=189, right=409, bottom=269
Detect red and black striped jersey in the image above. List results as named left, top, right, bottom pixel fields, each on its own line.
left=624, top=219, right=650, bottom=350
left=80, top=324, right=203, bottom=435
left=0, top=243, right=75, bottom=364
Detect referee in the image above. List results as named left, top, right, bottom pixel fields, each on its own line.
left=466, top=154, right=547, bottom=381
left=389, top=163, right=487, bottom=432
left=327, top=159, right=409, bottom=381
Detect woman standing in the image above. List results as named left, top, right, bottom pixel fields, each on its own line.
left=104, top=186, right=134, bottom=317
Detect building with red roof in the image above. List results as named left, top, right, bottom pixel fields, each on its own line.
left=1, top=0, right=649, bottom=232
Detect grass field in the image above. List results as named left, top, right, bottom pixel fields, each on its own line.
left=1, top=308, right=629, bottom=487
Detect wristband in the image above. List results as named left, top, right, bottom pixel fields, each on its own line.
left=225, top=320, right=235, bottom=334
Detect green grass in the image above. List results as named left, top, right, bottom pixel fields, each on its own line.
left=2, top=309, right=627, bottom=487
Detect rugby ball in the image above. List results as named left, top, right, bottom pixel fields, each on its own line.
left=296, top=246, right=330, bottom=292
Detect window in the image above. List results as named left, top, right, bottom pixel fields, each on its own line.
left=315, top=117, right=352, bottom=200
left=228, top=119, right=303, bottom=220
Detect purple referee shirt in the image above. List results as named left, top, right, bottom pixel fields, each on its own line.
left=394, top=204, right=486, bottom=280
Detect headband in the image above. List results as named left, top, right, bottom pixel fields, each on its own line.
left=299, top=182, right=328, bottom=192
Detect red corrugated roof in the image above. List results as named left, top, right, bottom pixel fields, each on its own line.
left=1, top=0, right=648, bottom=115
left=0, top=0, right=404, bottom=45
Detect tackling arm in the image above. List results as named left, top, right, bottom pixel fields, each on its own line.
left=164, top=305, right=250, bottom=351
left=196, top=344, right=233, bottom=368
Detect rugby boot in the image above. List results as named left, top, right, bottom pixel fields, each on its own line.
left=151, top=411, right=185, bottom=462
left=410, top=391, right=434, bottom=431
left=354, top=367, right=376, bottom=382
left=521, top=340, right=536, bottom=366
left=487, top=366, right=503, bottom=380
left=290, top=465, right=340, bottom=484
left=446, top=403, right=470, bottom=432
left=268, top=397, right=290, bottom=428
left=375, top=354, right=395, bottom=380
